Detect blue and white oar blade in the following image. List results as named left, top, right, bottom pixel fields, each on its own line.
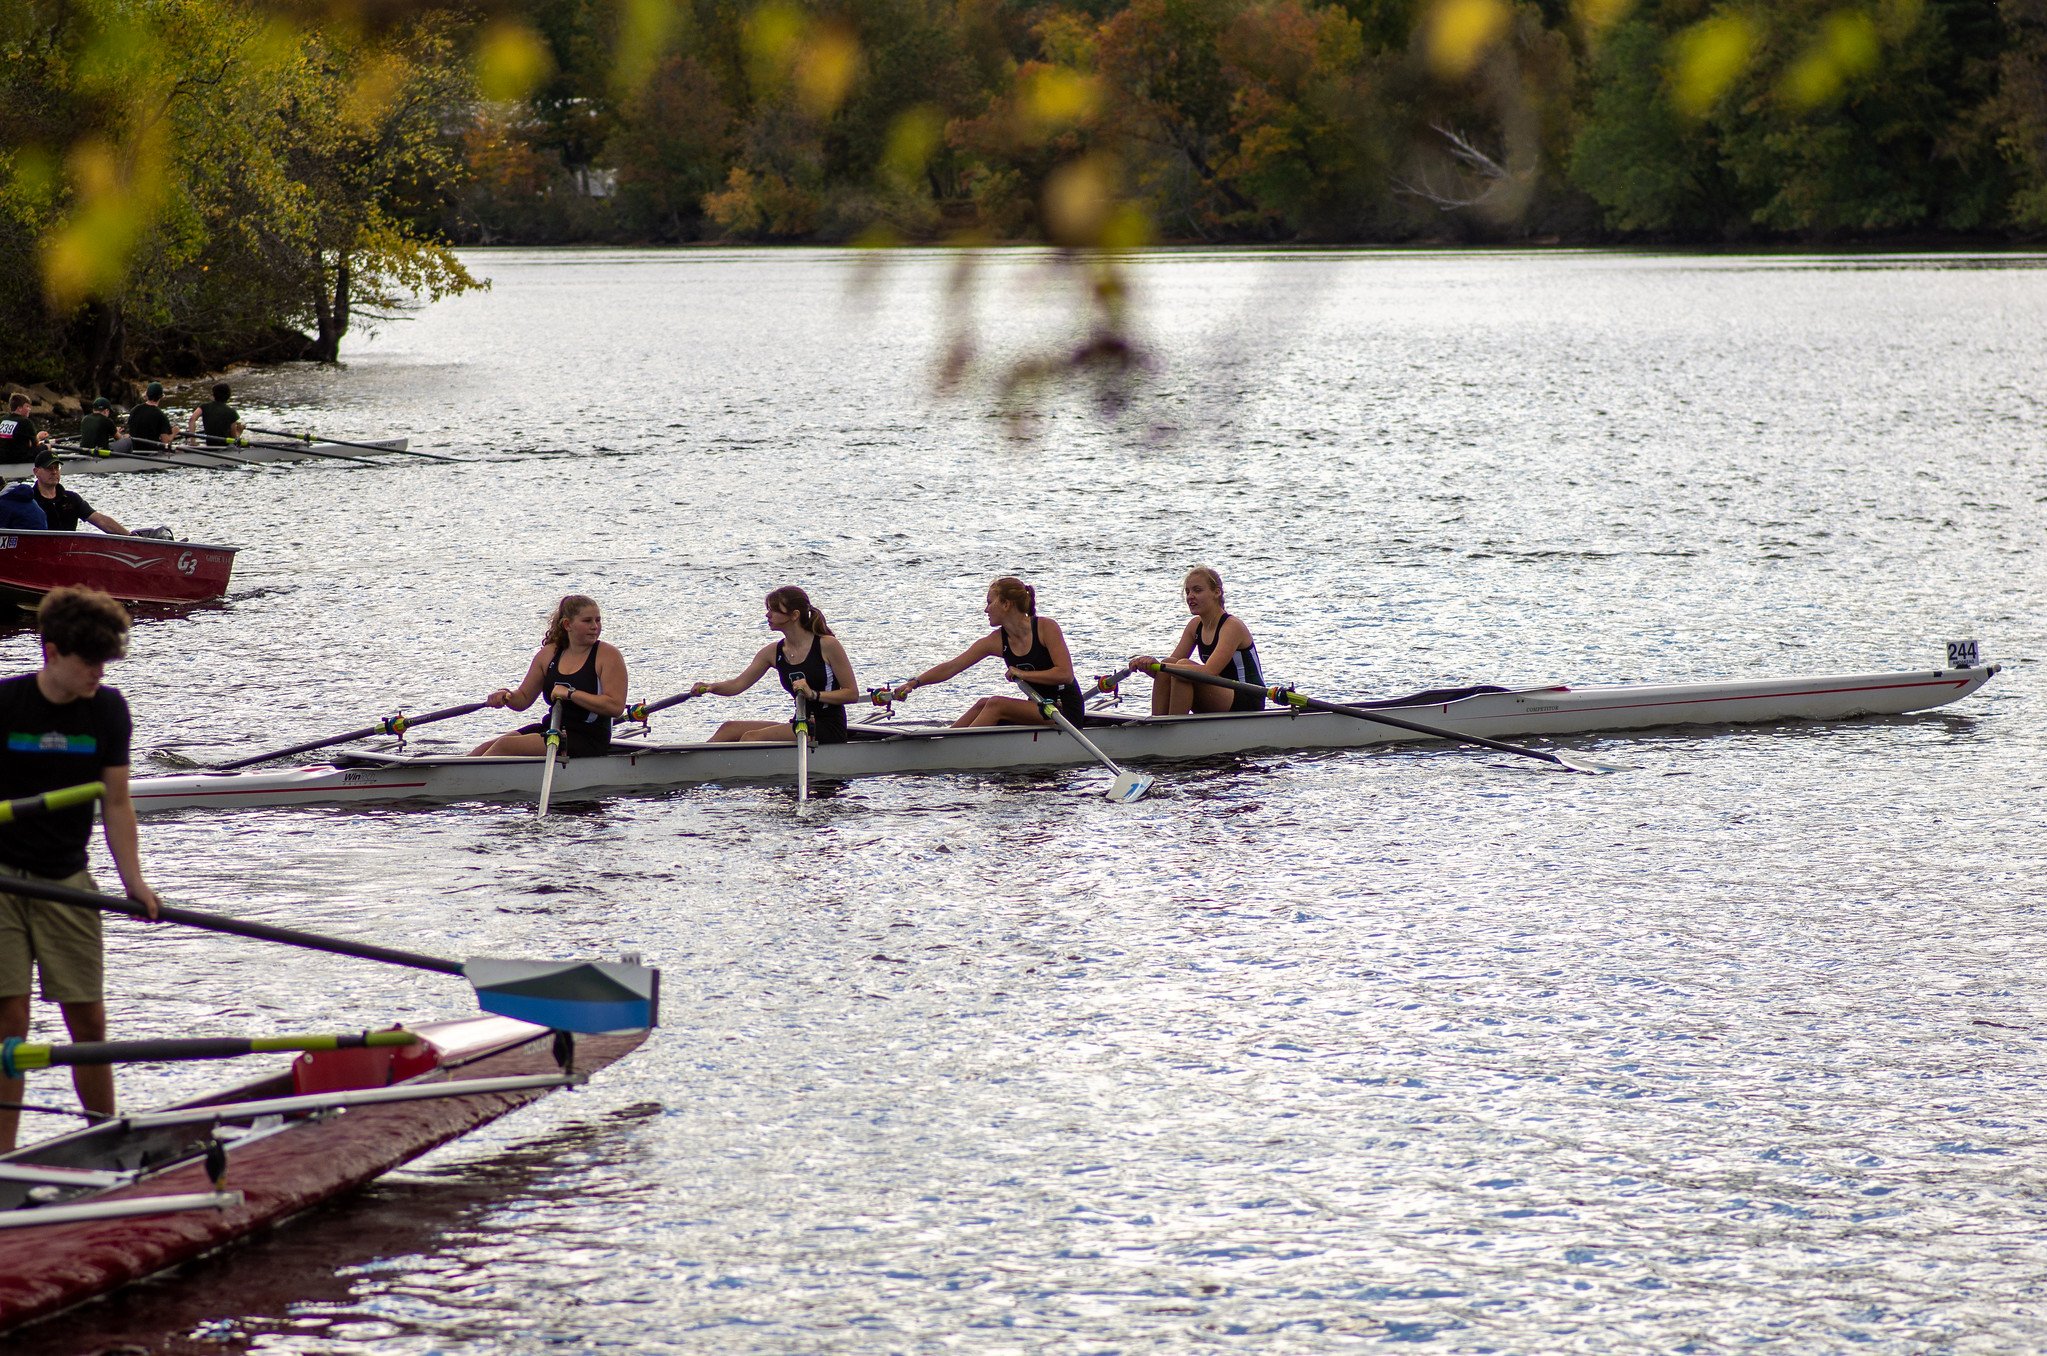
left=1107, top=771, right=1154, bottom=803
left=462, top=959, right=660, bottom=1033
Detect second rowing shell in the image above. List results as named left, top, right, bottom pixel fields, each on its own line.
left=130, top=664, right=1999, bottom=813
left=1, top=437, right=410, bottom=477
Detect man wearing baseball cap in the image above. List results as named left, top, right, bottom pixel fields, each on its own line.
left=31, top=449, right=130, bottom=535
left=78, top=398, right=120, bottom=453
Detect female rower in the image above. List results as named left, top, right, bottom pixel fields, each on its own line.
left=1129, top=565, right=1266, bottom=715
left=471, top=594, right=628, bottom=757
left=890, top=576, right=1085, bottom=728
left=691, top=586, right=859, bottom=743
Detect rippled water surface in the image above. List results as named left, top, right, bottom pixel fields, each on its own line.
left=12, top=249, right=2047, bottom=1354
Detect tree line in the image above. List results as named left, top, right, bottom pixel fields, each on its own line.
left=3, top=0, right=2044, bottom=394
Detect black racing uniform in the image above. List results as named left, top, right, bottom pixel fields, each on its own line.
left=0, top=411, right=39, bottom=464
left=0, top=673, right=132, bottom=878
left=1001, top=617, right=1085, bottom=725
left=517, top=645, right=613, bottom=757
left=33, top=486, right=95, bottom=533
left=1194, top=613, right=1266, bottom=712
left=125, top=403, right=173, bottom=450
left=194, top=401, right=239, bottom=442
left=78, top=412, right=118, bottom=450
left=774, top=636, right=847, bottom=745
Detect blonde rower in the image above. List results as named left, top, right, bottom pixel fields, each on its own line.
left=692, top=586, right=859, bottom=743
left=890, top=576, right=1085, bottom=728
left=471, top=595, right=628, bottom=757
left=1130, top=566, right=1266, bottom=715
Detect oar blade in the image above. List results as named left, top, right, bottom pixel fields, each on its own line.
left=462, top=958, right=660, bottom=1034
left=1553, top=751, right=1633, bottom=775
left=1105, top=770, right=1155, bottom=803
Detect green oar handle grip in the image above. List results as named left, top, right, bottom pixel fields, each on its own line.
left=0, top=781, right=104, bottom=825
left=2, top=1029, right=423, bottom=1074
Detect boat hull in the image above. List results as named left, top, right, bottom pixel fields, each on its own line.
left=1, top=438, right=409, bottom=478
left=130, top=665, right=1999, bottom=813
left=0, top=1016, right=645, bottom=1335
left=0, top=530, right=236, bottom=605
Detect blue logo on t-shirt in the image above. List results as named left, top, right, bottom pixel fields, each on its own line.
left=7, top=731, right=97, bottom=755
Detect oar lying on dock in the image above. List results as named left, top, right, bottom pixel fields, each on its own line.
left=0, top=781, right=104, bottom=824
left=6, top=877, right=659, bottom=1034
left=1, top=1029, right=421, bottom=1076
left=212, top=701, right=488, bottom=771
left=1134, top=663, right=1631, bottom=775
left=241, top=424, right=460, bottom=462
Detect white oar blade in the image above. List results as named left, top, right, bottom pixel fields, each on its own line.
left=463, top=958, right=660, bottom=1034
left=1106, top=771, right=1155, bottom=802
left=1554, top=752, right=1633, bottom=775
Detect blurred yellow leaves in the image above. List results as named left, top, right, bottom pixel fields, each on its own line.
left=745, top=2, right=859, bottom=118
left=43, top=137, right=158, bottom=311
left=615, top=0, right=681, bottom=98
left=1023, top=67, right=1101, bottom=133
left=1574, top=0, right=1636, bottom=38
left=474, top=21, right=553, bottom=104
left=1426, top=0, right=1510, bottom=79
left=1043, top=155, right=1152, bottom=250
left=1670, top=14, right=1756, bottom=117
left=1779, top=10, right=1880, bottom=108
left=882, top=106, right=945, bottom=187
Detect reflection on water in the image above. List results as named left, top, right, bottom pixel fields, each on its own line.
left=13, top=249, right=2047, bottom=1354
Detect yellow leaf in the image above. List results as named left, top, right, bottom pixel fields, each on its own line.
left=882, top=106, right=945, bottom=186
left=1574, top=0, right=1636, bottom=38
left=796, top=24, right=859, bottom=117
left=475, top=21, right=553, bottom=103
left=1670, top=14, right=1757, bottom=118
left=1426, top=0, right=1510, bottom=80
left=1026, top=67, right=1100, bottom=130
left=616, top=0, right=681, bottom=97
left=1043, top=155, right=1115, bottom=246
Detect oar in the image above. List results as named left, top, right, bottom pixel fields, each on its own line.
left=1136, top=663, right=1630, bottom=775
left=124, top=435, right=274, bottom=469
left=2, top=1029, right=421, bottom=1076
left=1012, top=677, right=1153, bottom=802
left=7, top=876, right=660, bottom=1033
left=243, top=424, right=458, bottom=462
left=48, top=438, right=246, bottom=471
left=211, top=701, right=488, bottom=771
left=622, top=689, right=701, bottom=723
left=0, top=781, right=103, bottom=824
left=220, top=436, right=381, bottom=466
left=1089, top=666, right=1136, bottom=696
left=794, top=694, right=812, bottom=813
left=536, top=700, right=566, bottom=819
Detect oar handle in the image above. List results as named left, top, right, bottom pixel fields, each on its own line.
left=0, top=781, right=104, bottom=825
left=0, top=874, right=464, bottom=976
left=1090, top=666, right=1136, bottom=695
left=624, top=690, right=699, bottom=723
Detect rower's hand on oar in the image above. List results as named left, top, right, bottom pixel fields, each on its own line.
left=790, top=679, right=817, bottom=701
left=486, top=688, right=514, bottom=708
left=129, top=882, right=162, bottom=921
left=549, top=683, right=573, bottom=702
left=690, top=681, right=712, bottom=698
left=886, top=680, right=919, bottom=703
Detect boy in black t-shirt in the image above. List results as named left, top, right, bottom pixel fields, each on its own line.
left=124, top=382, right=174, bottom=452
left=78, top=397, right=119, bottom=451
left=0, top=587, right=160, bottom=1151
left=0, top=393, right=47, bottom=463
left=186, top=381, right=243, bottom=445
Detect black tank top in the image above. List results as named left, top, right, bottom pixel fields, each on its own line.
left=1000, top=617, right=1085, bottom=725
left=1194, top=613, right=1265, bottom=712
left=774, top=636, right=847, bottom=745
left=545, top=644, right=612, bottom=755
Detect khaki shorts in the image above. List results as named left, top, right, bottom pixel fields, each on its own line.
left=0, top=865, right=104, bottom=1004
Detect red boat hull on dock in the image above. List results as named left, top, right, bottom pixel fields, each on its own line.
left=0, top=1016, right=647, bottom=1335
left=0, top=529, right=236, bottom=606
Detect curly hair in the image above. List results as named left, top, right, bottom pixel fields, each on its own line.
left=37, top=587, right=130, bottom=663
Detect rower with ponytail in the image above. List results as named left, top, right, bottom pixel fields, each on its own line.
left=888, top=575, right=1086, bottom=729
left=691, top=585, right=860, bottom=744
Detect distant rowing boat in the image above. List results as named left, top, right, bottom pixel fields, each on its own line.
left=0, top=1015, right=647, bottom=1335
left=0, top=528, right=236, bottom=606
left=132, top=664, right=1999, bottom=813
left=0, top=436, right=410, bottom=478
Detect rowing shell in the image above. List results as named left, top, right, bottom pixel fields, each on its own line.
left=0, top=1015, right=646, bottom=1334
left=131, top=665, right=1999, bottom=813
left=0, top=437, right=409, bottom=478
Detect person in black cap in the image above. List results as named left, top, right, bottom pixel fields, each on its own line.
left=77, top=398, right=119, bottom=452
left=123, top=383, right=174, bottom=454
left=1, top=394, right=49, bottom=465
left=185, top=382, right=243, bottom=446
left=31, top=450, right=129, bottom=535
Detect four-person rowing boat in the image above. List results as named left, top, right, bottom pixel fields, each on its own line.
left=0, top=1014, right=647, bottom=1334
left=131, top=663, right=1998, bottom=813
left=0, top=436, right=410, bottom=480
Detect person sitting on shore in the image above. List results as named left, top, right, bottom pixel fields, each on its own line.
left=185, top=383, right=243, bottom=446
left=31, top=451, right=130, bottom=535
left=78, top=398, right=120, bottom=452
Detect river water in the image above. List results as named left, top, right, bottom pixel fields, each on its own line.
left=10, top=248, right=2046, bottom=1353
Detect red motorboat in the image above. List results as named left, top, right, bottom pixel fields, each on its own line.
left=0, top=1015, right=649, bottom=1335
left=0, top=528, right=236, bottom=605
